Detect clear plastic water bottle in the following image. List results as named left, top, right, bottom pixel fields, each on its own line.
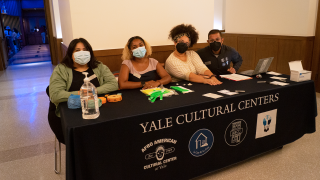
left=80, top=72, right=100, bottom=119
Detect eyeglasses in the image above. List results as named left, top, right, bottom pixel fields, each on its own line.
left=177, top=40, right=190, bottom=47
left=208, top=38, right=221, bottom=43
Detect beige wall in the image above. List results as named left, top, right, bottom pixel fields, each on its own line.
left=49, top=0, right=56, bottom=37
left=51, top=0, right=62, bottom=38
left=225, top=0, right=318, bottom=36
left=57, top=0, right=214, bottom=49
left=58, top=0, right=73, bottom=46
left=214, top=0, right=224, bottom=30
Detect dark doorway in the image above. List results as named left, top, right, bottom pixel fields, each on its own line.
left=22, top=9, right=48, bottom=45
left=0, top=0, right=51, bottom=66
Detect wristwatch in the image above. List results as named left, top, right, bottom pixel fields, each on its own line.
left=141, top=81, right=146, bottom=87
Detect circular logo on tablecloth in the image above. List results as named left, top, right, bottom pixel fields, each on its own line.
left=155, top=145, right=165, bottom=161
left=189, top=129, right=214, bottom=157
left=224, top=119, right=247, bottom=146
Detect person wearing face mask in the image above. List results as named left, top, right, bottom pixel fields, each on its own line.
left=118, top=36, right=171, bottom=89
left=48, top=38, right=118, bottom=144
left=165, top=24, right=222, bottom=85
left=196, top=29, right=243, bottom=75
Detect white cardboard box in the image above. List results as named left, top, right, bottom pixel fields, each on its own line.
left=288, top=60, right=311, bottom=82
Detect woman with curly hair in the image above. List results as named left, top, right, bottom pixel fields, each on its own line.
left=118, top=36, right=171, bottom=89
left=165, top=24, right=222, bottom=85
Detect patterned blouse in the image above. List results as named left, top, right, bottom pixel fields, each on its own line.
left=165, top=50, right=209, bottom=82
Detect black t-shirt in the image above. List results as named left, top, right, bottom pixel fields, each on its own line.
left=48, top=67, right=100, bottom=120
left=128, top=70, right=160, bottom=82
left=196, top=45, right=243, bottom=75
left=69, top=67, right=100, bottom=92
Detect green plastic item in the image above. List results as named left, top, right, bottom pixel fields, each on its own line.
left=147, top=89, right=170, bottom=103
left=170, top=86, right=189, bottom=93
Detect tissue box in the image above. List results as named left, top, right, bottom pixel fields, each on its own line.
left=288, top=60, right=311, bottom=82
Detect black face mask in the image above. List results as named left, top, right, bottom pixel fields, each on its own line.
left=176, top=42, right=188, bottom=54
left=210, top=41, right=222, bottom=51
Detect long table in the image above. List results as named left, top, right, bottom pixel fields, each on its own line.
left=60, top=74, right=317, bottom=180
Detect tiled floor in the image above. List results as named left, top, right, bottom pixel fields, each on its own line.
left=0, top=45, right=319, bottom=179
left=9, top=44, right=51, bottom=65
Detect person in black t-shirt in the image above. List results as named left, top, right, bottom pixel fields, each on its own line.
left=196, top=29, right=243, bottom=75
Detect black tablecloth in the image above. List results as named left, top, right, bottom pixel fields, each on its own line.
left=60, top=74, right=317, bottom=180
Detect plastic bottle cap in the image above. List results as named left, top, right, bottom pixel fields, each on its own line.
left=82, top=72, right=90, bottom=82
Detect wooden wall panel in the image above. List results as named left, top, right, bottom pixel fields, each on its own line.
left=222, top=34, right=238, bottom=50
left=52, top=36, right=58, bottom=65
left=190, top=43, right=208, bottom=51
left=56, top=38, right=63, bottom=63
left=256, top=38, right=278, bottom=72
left=44, top=0, right=57, bottom=66
left=222, top=34, right=314, bottom=75
left=237, top=36, right=256, bottom=72
left=151, top=51, right=173, bottom=64
left=0, top=37, right=8, bottom=71
left=96, top=55, right=122, bottom=73
left=301, top=39, right=314, bottom=71
left=94, top=49, right=122, bottom=73
left=94, top=49, right=123, bottom=57
left=61, top=43, right=68, bottom=58
left=277, top=39, right=303, bottom=75
left=311, top=0, right=320, bottom=92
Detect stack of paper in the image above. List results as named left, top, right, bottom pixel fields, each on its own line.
left=220, top=74, right=252, bottom=81
left=266, top=71, right=282, bottom=75
left=270, top=81, right=289, bottom=86
left=270, top=76, right=287, bottom=80
left=217, top=89, right=239, bottom=95
left=203, top=93, right=223, bottom=99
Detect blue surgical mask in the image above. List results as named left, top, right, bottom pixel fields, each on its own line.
left=132, top=46, right=147, bottom=58
left=74, top=51, right=90, bottom=65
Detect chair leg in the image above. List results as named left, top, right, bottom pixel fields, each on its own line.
left=54, top=137, right=61, bottom=174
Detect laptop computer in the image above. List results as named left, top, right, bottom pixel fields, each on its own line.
left=239, top=57, right=274, bottom=76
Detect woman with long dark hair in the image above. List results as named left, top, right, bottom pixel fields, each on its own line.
left=48, top=38, right=118, bottom=143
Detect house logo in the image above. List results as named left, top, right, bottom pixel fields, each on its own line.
left=196, top=133, right=208, bottom=149
left=224, top=119, right=248, bottom=146
left=189, top=129, right=214, bottom=157
left=256, top=109, right=277, bottom=139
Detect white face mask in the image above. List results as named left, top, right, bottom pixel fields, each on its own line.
left=74, top=51, right=90, bottom=65
left=132, top=46, right=147, bottom=58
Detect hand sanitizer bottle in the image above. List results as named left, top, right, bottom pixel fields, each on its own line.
left=80, top=72, right=100, bottom=119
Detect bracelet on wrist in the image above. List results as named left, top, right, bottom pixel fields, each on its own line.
left=156, top=80, right=162, bottom=86
left=204, top=75, right=215, bottom=79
